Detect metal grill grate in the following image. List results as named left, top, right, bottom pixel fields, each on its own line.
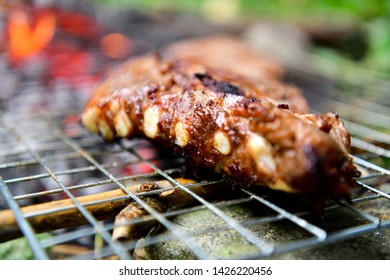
left=0, top=58, right=389, bottom=260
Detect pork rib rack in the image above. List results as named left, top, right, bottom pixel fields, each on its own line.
left=81, top=36, right=359, bottom=202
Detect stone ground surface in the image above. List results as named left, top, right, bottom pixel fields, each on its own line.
left=134, top=184, right=389, bottom=260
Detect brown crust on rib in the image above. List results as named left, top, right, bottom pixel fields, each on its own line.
left=163, top=35, right=284, bottom=81
left=81, top=38, right=358, bottom=202
left=163, top=36, right=309, bottom=114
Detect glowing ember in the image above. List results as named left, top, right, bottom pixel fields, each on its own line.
left=7, top=8, right=56, bottom=58
left=100, top=33, right=132, bottom=59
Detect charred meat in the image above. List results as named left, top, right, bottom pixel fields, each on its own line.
left=81, top=37, right=359, bottom=201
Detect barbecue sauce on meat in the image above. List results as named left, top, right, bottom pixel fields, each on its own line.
left=81, top=36, right=359, bottom=205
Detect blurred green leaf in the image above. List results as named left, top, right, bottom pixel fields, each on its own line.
left=0, top=234, right=51, bottom=260
left=365, top=18, right=390, bottom=73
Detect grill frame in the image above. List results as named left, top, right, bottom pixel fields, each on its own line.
left=0, top=42, right=389, bottom=260
left=0, top=91, right=389, bottom=260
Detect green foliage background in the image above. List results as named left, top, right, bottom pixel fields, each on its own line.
left=98, top=0, right=390, bottom=75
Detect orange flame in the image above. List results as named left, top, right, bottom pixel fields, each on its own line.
left=8, top=8, right=56, bottom=58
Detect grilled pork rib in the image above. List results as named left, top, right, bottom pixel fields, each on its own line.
left=81, top=38, right=358, bottom=201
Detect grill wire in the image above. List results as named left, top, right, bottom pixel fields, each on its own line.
left=0, top=52, right=389, bottom=260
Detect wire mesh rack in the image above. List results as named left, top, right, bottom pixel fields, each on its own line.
left=0, top=53, right=389, bottom=260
